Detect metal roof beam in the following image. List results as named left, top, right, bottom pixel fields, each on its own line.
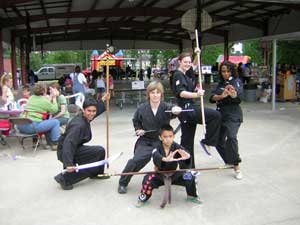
left=0, top=0, right=33, bottom=8
left=11, top=6, right=24, bottom=19
left=35, top=30, right=184, bottom=45
left=120, top=0, right=160, bottom=23
left=84, top=0, right=100, bottom=24
left=5, top=4, right=70, bottom=12
left=0, top=7, right=184, bottom=27
left=14, top=21, right=184, bottom=36
left=213, top=15, right=265, bottom=29
left=102, top=0, right=124, bottom=23
left=232, top=0, right=300, bottom=10
left=39, top=0, right=50, bottom=29
left=15, top=0, right=71, bottom=8
left=144, top=0, right=192, bottom=23
left=65, top=0, right=73, bottom=27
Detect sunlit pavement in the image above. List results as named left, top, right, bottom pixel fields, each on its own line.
left=1, top=101, right=300, bottom=225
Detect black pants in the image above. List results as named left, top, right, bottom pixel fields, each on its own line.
left=216, top=120, right=241, bottom=165
left=119, top=138, right=159, bottom=187
left=180, top=106, right=221, bottom=168
left=62, top=145, right=106, bottom=185
left=138, top=172, right=198, bottom=202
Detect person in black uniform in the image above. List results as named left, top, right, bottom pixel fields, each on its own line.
left=172, top=52, right=221, bottom=168
left=136, top=124, right=201, bottom=207
left=54, top=95, right=110, bottom=190
left=118, top=81, right=181, bottom=194
left=210, top=61, right=243, bottom=180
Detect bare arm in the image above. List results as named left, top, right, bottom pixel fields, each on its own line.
left=179, top=89, right=205, bottom=99
left=1, top=86, right=8, bottom=103
left=52, top=104, right=66, bottom=119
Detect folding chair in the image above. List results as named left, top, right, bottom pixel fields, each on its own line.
left=0, top=119, right=10, bottom=145
left=8, top=117, right=43, bottom=154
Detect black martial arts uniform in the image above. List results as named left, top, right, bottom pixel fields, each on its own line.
left=119, top=102, right=175, bottom=187
left=138, top=141, right=197, bottom=202
left=172, top=69, right=221, bottom=167
left=56, top=100, right=106, bottom=186
left=210, top=76, right=243, bottom=165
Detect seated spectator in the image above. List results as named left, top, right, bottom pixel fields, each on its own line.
left=19, top=84, right=31, bottom=108
left=64, top=77, right=73, bottom=95
left=17, top=83, right=60, bottom=150
left=51, top=83, right=70, bottom=126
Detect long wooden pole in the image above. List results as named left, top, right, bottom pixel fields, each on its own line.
left=97, top=165, right=234, bottom=177
left=105, top=58, right=110, bottom=165
left=194, top=29, right=206, bottom=134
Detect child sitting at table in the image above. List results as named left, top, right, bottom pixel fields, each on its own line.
left=1, top=74, right=15, bottom=109
left=18, top=84, right=31, bottom=108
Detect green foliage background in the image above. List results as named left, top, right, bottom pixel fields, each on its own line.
left=3, top=40, right=299, bottom=71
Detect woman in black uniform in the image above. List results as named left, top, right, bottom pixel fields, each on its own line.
left=210, top=61, right=243, bottom=180
left=172, top=52, right=221, bottom=168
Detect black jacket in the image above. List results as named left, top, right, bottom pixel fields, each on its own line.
left=152, top=141, right=191, bottom=171
left=57, top=100, right=106, bottom=167
left=210, top=77, right=243, bottom=122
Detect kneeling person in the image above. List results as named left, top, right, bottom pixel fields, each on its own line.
left=54, top=96, right=109, bottom=190
left=136, top=124, right=201, bottom=207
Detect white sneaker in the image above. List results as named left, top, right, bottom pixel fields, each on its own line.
left=234, top=170, right=243, bottom=180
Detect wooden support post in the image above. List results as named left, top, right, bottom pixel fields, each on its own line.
left=0, top=28, right=4, bottom=76
left=20, top=38, right=26, bottom=86
left=224, top=31, right=229, bottom=61
left=105, top=56, right=110, bottom=164
left=10, top=31, right=17, bottom=89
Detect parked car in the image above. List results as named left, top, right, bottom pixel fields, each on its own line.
left=201, top=65, right=212, bottom=74
left=35, top=63, right=81, bottom=80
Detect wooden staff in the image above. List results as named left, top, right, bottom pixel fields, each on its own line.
left=105, top=57, right=110, bottom=165
left=194, top=29, right=206, bottom=135
left=97, top=165, right=234, bottom=177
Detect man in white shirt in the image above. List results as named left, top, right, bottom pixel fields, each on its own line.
left=70, top=66, right=87, bottom=95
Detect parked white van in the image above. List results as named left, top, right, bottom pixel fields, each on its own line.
left=201, top=65, right=212, bottom=74
left=35, top=64, right=81, bottom=80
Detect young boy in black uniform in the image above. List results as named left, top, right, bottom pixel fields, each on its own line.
left=136, top=124, right=202, bottom=207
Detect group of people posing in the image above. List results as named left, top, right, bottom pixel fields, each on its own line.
left=53, top=52, right=244, bottom=207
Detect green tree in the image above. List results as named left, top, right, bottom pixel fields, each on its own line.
left=277, top=41, right=300, bottom=65
left=149, top=50, right=160, bottom=67
left=160, top=49, right=179, bottom=68
left=201, top=44, right=223, bottom=65
left=30, top=52, right=43, bottom=70
left=29, top=50, right=91, bottom=70
left=242, top=40, right=263, bottom=65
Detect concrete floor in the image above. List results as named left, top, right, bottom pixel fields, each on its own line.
left=1, top=101, right=300, bottom=225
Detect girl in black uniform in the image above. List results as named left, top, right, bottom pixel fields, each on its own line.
left=118, top=81, right=181, bottom=194
left=210, top=61, right=243, bottom=180
left=172, top=52, right=221, bottom=168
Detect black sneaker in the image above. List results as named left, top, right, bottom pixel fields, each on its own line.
left=200, top=140, right=212, bottom=156
left=118, top=185, right=127, bottom=194
left=54, top=174, right=73, bottom=190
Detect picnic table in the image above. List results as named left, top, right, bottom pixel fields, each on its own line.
left=114, top=89, right=146, bottom=109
